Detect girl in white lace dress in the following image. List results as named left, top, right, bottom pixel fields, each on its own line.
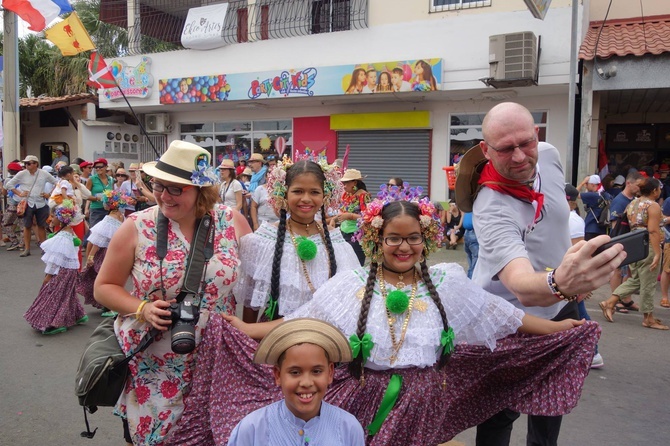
left=234, top=158, right=360, bottom=322
left=167, top=187, right=600, bottom=446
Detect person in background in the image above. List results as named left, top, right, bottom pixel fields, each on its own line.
left=5, top=155, right=58, bottom=257
left=577, top=174, right=612, bottom=241
left=51, top=146, right=69, bottom=168
left=86, top=158, right=113, bottom=228
left=79, top=161, right=93, bottom=183
left=218, top=159, right=244, bottom=212
left=607, top=175, right=625, bottom=197
left=2, top=162, right=26, bottom=252
left=600, top=178, right=666, bottom=330
left=331, top=168, right=369, bottom=265
left=445, top=202, right=464, bottom=250
left=659, top=196, right=670, bottom=309
left=250, top=179, right=279, bottom=231
left=266, top=154, right=278, bottom=170
left=462, top=212, right=479, bottom=279
left=565, top=183, right=603, bottom=368
left=388, top=177, right=404, bottom=189
left=608, top=171, right=644, bottom=313
left=247, top=153, right=268, bottom=193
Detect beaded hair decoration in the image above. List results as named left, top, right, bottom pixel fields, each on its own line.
left=265, top=151, right=344, bottom=213
left=352, top=183, right=444, bottom=258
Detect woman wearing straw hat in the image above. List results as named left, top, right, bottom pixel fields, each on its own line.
left=218, top=158, right=244, bottom=211
left=94, top=141, right=252, bottom=446
left=330, top=168, right=370, bottom=265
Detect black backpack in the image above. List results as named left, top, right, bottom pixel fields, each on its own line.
left=610, top=212, right=630, bottom=237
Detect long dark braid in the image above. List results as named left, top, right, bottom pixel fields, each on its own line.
left=321, top=205, right=337, bottom=278
left=419, top=256, right=451, bottom=369
left=267, top=208, right=287, bottom=320
left=349, top=258, right=378, bottom=379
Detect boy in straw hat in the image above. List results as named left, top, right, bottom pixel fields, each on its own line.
left=228, top=319, right=364, bottom=445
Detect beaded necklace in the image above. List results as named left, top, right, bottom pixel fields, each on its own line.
left=377, top=264, right=418, bottom=365
left=287, top=219, right=330, bottom=293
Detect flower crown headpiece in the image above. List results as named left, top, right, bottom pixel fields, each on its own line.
left=102, top=189, right=131, bottom=211
left=352, top=183, right=444, bottom=259
left=265, top=150, right=344, bottom=213
left=54, top=199, right=77, bottom=226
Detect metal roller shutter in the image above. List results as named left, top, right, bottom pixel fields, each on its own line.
left=337, top=130, right=431, bottom=196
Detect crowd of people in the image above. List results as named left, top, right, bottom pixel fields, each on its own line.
left=4, top=102, right=666, bottom=446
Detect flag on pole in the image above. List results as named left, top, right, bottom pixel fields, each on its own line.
left=341, top=144, right=350, bottom=170
left=2, top=0, right=72, bottom=32
left=597, top=130, right=609, bottom=178
left=44, top=11, right=95, bottom=56
left=87, top=51, right=117, bottom=89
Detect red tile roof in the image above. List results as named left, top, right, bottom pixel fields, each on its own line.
left=579, top=14, right=670, bottom=60
left=20, top=93, right=97, bottom=111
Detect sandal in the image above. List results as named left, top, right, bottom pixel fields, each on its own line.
left=642, top=321, right=669, bottom=330
left=660, top=298, right=670, bottom=308
left=599, top=301, right=614, bottom=323
left=616, top=300, right=639, bottom=312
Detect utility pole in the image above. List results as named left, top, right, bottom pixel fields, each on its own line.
left=3, top=11, right=21, bottom=167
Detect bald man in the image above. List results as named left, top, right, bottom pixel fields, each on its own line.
left=470, top=103, right=624, bottom=446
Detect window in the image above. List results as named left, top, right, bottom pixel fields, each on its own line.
left=431, top=0, right=491, bottom=13
left=180, top=120, right=293, bottom=166
left=448, top=111, right=547, bottom=165
left=312, top=0, right=350, bottom=34
left=237, top=7, right=249, bottom=43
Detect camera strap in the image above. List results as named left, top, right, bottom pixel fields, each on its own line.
left=156, top=209, right=215, bottom=303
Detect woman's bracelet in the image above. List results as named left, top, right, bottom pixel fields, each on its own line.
left=136, top=300, right=149, bottom=322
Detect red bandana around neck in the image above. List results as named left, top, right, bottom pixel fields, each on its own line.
left=478, top=161, right=544, bottom=224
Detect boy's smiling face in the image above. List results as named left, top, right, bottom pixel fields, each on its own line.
left=273, top=343, right=334, bottom=422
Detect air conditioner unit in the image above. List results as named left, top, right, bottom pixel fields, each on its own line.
left=145, top=113, right=170, bottom=133
left=489, top=32, right=538, bottom=83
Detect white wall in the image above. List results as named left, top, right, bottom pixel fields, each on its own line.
left=78, top=122, right=142, bottom=167
left=22, top=110, right=79, bottom=163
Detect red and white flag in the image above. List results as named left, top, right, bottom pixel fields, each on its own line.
left=597, top=130, right=609, bottom=178
left=87, top=51, right=117, bottom=89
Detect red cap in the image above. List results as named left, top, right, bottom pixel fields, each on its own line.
left=79, top=161, right=93, bottom=168
left=7, top=162, right=23, bottom=171
left=660, top=164, right=670, bottom=172
left=236, top=165, right=245, bottom=176
left=93, top=158, right=108, bottom=167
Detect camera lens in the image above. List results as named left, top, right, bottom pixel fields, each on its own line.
left=170, top=324, right=197, bottom=354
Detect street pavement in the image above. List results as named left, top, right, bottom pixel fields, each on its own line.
left=1, top=242, right=669, bottom=445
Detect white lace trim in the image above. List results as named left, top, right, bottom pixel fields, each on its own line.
left=286, top=263, right=524, bottom=370
left=234, top=221, right=361, bottom=315
left=88, top=215, right=122, bottom=248
left=41, top=231, right=80, bottom=273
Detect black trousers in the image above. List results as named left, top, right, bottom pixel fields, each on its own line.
left=342, top=231, right=366, bottom=266
left=475, top=301, right=579, bottom=446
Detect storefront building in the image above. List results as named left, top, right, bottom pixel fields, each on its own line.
left=98, top=0, right=580, bottom=200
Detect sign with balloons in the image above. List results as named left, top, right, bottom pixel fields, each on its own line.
left=103, top=56, right=154, bottom=101
left=158, top=58, right=442, bottom=105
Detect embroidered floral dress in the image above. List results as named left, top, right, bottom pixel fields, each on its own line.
left=113, top=204, right=240, bottom=446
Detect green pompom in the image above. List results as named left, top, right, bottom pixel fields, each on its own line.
left=73, top=237, right=82, bottom=247
left=386, top=290, right=410, bottom=314
left=296, top=237, right=318, bottom=261
left=47, top=232, right=55, bottom=239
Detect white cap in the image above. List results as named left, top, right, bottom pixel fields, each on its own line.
left=42, top=165, right=53, bottom=173
left=587, top=174, right=601, bottom=185
left=613, top=175, right=625, bottom=186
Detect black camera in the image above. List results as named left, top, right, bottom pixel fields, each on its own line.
left=165, top=298, right=200, bottom=354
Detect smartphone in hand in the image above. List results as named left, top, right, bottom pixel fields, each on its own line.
left=592, top=229, right=649, bottom=267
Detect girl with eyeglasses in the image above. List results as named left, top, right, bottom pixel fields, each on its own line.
left=167, top=185, right=600, bottom=446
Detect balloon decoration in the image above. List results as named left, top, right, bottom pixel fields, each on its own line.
left=275, top=136, right=287, bottom=157
left=159, top=75, right=231, bottom=104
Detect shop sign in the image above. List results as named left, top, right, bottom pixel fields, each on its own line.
left=606, top=124, right=656, bottom=150
left=159, top=58, right=443, bottom=104
left=181, top=3, right=228, bottom=50
left=102, top=57, right=153, bottom=101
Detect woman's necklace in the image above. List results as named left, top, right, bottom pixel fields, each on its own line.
left=381, top=263, right=416, bottom=289
left=287, top=220, right=330, bottom=293
left=377, top=264, right=418, bottom=365
left=290, top=217, right=316, bottom=232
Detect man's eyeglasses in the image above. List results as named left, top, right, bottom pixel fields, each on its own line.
left=151, top=181, right=193, bottom=196
left=384, top=235, right=424, bottom=246
left=485, top=137, right=537, bottom=156
left=94, top=165, right=106, bottom=169
left=25, top=162, right=37, bottom=166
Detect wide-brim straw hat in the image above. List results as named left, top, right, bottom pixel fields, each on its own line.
left=128, top=163, right=141, bottom=171
left=142, top=140, right=212, bottom=186
left=241, top=167, right=253, bottom=176
left=454, top=144, right=488, bottom=213
left=218, top=159, right=235, bottom=170
left=341, top=168, right=364, bottom=182
left=253, top=318, right=353, bottom=366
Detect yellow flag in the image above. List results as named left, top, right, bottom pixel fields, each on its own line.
left=45, top=12, right=95, bottom=56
